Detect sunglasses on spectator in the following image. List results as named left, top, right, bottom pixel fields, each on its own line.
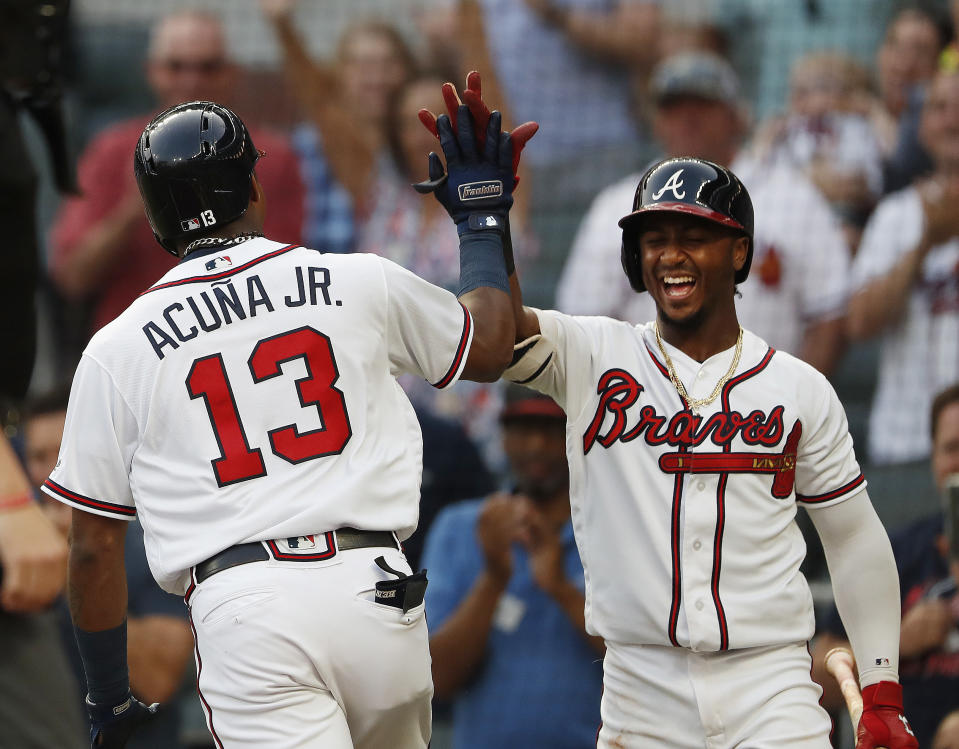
left=158, top=59, right=227, bottom=74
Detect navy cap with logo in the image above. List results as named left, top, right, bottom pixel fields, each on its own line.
left=499, top=384, right=565, bottom=423
left=618, top=157, right=754, bottom=293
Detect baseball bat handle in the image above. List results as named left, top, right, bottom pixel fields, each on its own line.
left=823, top=647, right=888, bottom=749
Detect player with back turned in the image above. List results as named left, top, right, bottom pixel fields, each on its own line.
left=419, top=79, right=919, bottom=748
left=43, top=95, right=534, bottom=748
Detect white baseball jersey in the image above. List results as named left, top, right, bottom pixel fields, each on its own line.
left=852, top=186, right=959, bottom=464
left=43, top=238, right=473, bottom=595
left=556, top=153, right=850, bottom=358
left=519, top=310, right=865, bottom=651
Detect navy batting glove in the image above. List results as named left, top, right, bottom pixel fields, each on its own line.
left=86, top=691, right=159, bottom=748
left=414, top=105, right=514, bottom=236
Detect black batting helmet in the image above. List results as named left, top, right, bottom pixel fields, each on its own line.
left=618, top=157, right=753, bottom=293
left=134, top=101, right=259, bottom=256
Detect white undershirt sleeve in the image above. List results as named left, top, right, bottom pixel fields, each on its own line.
left=807, top=490, right=901, bottom=686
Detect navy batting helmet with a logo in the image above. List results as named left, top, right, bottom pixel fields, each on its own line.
left=618, top=157, right=754, bottom=292
left=134, top=101, right=259, bottom=256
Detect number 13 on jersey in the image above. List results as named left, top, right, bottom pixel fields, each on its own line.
left=186, top=326, right=352, bottom=486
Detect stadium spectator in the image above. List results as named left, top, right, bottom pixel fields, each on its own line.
left=935, top=710, right=959, bottom=749
left=712, top=0, right=900, bottom=122
left=812, top=383, right=959, bottom=748
left=260, top=0, right=417, bottom=253
left=423, top=0, right=659, bottom=186
left=49, top=10, right=305, bottom=341
left=750, top=50, right=882, bottom=251
left=0, top=431, right=84, bottom=749
left=422, top=386, right=604, bottom=748
left=23, top=388, right=195, bottom=749
left=556, top=50, right=850, bottom=377
left=847, top=67, right=959, bottom=466
left=877, top=4, right=953, bottom=194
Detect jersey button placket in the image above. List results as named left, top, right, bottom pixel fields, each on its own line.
left=682, top=472, right=719, bottom=651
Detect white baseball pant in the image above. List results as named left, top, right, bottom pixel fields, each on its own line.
left=188, top=546, right=432, bottom=748
left=598, top=641, right=832, bottom=748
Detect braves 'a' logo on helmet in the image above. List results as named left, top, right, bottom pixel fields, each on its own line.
left=652, top=169, right=686, bottom=200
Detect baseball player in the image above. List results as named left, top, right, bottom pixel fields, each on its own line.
left=44, top=98, right=532, bottom=748
left=494, top=155, right=917, bottom=744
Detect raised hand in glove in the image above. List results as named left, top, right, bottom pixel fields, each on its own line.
left=856, top=682, right=918, bottom=749
left=418, top=71, right=537, bottom=189
left=413, top=103, right=515, bottom=236
left=87, top=691, right=158, bottom=748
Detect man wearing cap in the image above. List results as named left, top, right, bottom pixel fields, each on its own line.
left=557, top=50, right=850, bottom=378
left=421, top=385, right=604, bottom=749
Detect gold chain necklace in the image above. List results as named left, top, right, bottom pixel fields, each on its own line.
left=653, top=323, right=744, bottom=414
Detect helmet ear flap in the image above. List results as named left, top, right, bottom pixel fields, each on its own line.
left=620, top=230, right=646, bottom=293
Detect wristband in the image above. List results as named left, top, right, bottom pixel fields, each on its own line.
left=862, top=680, right=903, bottom=709
left=74, top=621, right=130, bottom=706
left=458, top=232, right=510, bottom=296
left=0, top=491, right=33, bottom=512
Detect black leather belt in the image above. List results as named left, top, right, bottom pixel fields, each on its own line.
left=194, top=528, right=398, bottom=585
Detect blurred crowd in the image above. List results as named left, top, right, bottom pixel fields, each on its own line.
left=4, top=1, right=959, bottom=747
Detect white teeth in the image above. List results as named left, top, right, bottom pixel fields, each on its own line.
left=664, top=276, right=694, bottom=285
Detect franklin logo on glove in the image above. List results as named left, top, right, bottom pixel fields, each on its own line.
left=458, top=180, right=503, bottom=201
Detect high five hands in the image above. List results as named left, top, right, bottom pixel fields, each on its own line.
left=416, top=71, right=538, bottom=191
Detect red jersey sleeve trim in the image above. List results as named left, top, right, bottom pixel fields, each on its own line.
left=42, top=479, right=137, bottom=518
left=432, top=303, right=473, bottom=389
left=796, top=473, right=866, bottom=504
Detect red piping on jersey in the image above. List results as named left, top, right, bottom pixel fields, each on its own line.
left=644, top=342, right=674, bottom=384
left=709, top=346, right=776, bottom=650
left=712, top=472, right=731, bottom=650
left=796, top=473, right=866, bottom=504
left=43, top=479, right=137, bottom=517
left=646, top=340, right=690, bottom=647
left=644, top=341, right=690, bottom=646
left=189, top=613, right=225, bottom=749
left=432, top=303, right=472, bottom=389
left=667, top=465, right=686, bottom=648
left=139, top=244, right=301, bottom=296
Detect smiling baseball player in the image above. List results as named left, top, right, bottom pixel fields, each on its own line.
left=494, top=156, right=918, bottom=747
left=42, top=98, right=532, bottom=748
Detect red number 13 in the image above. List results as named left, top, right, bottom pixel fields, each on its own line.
left=186, top=326, right=352, bottom=486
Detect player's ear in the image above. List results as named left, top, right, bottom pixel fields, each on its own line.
left=732, top=236, right=749, bottom=272
left=249, top=172, right=264, bottom=204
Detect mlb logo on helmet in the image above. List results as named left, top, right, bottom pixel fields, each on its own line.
left=181, top=217, right=201, bottom=231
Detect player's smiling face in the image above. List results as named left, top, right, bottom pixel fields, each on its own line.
left=638, top=213, right=747, bottom=327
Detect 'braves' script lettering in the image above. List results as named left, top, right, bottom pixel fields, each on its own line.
left=583, top=369, right=786, bottom=454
